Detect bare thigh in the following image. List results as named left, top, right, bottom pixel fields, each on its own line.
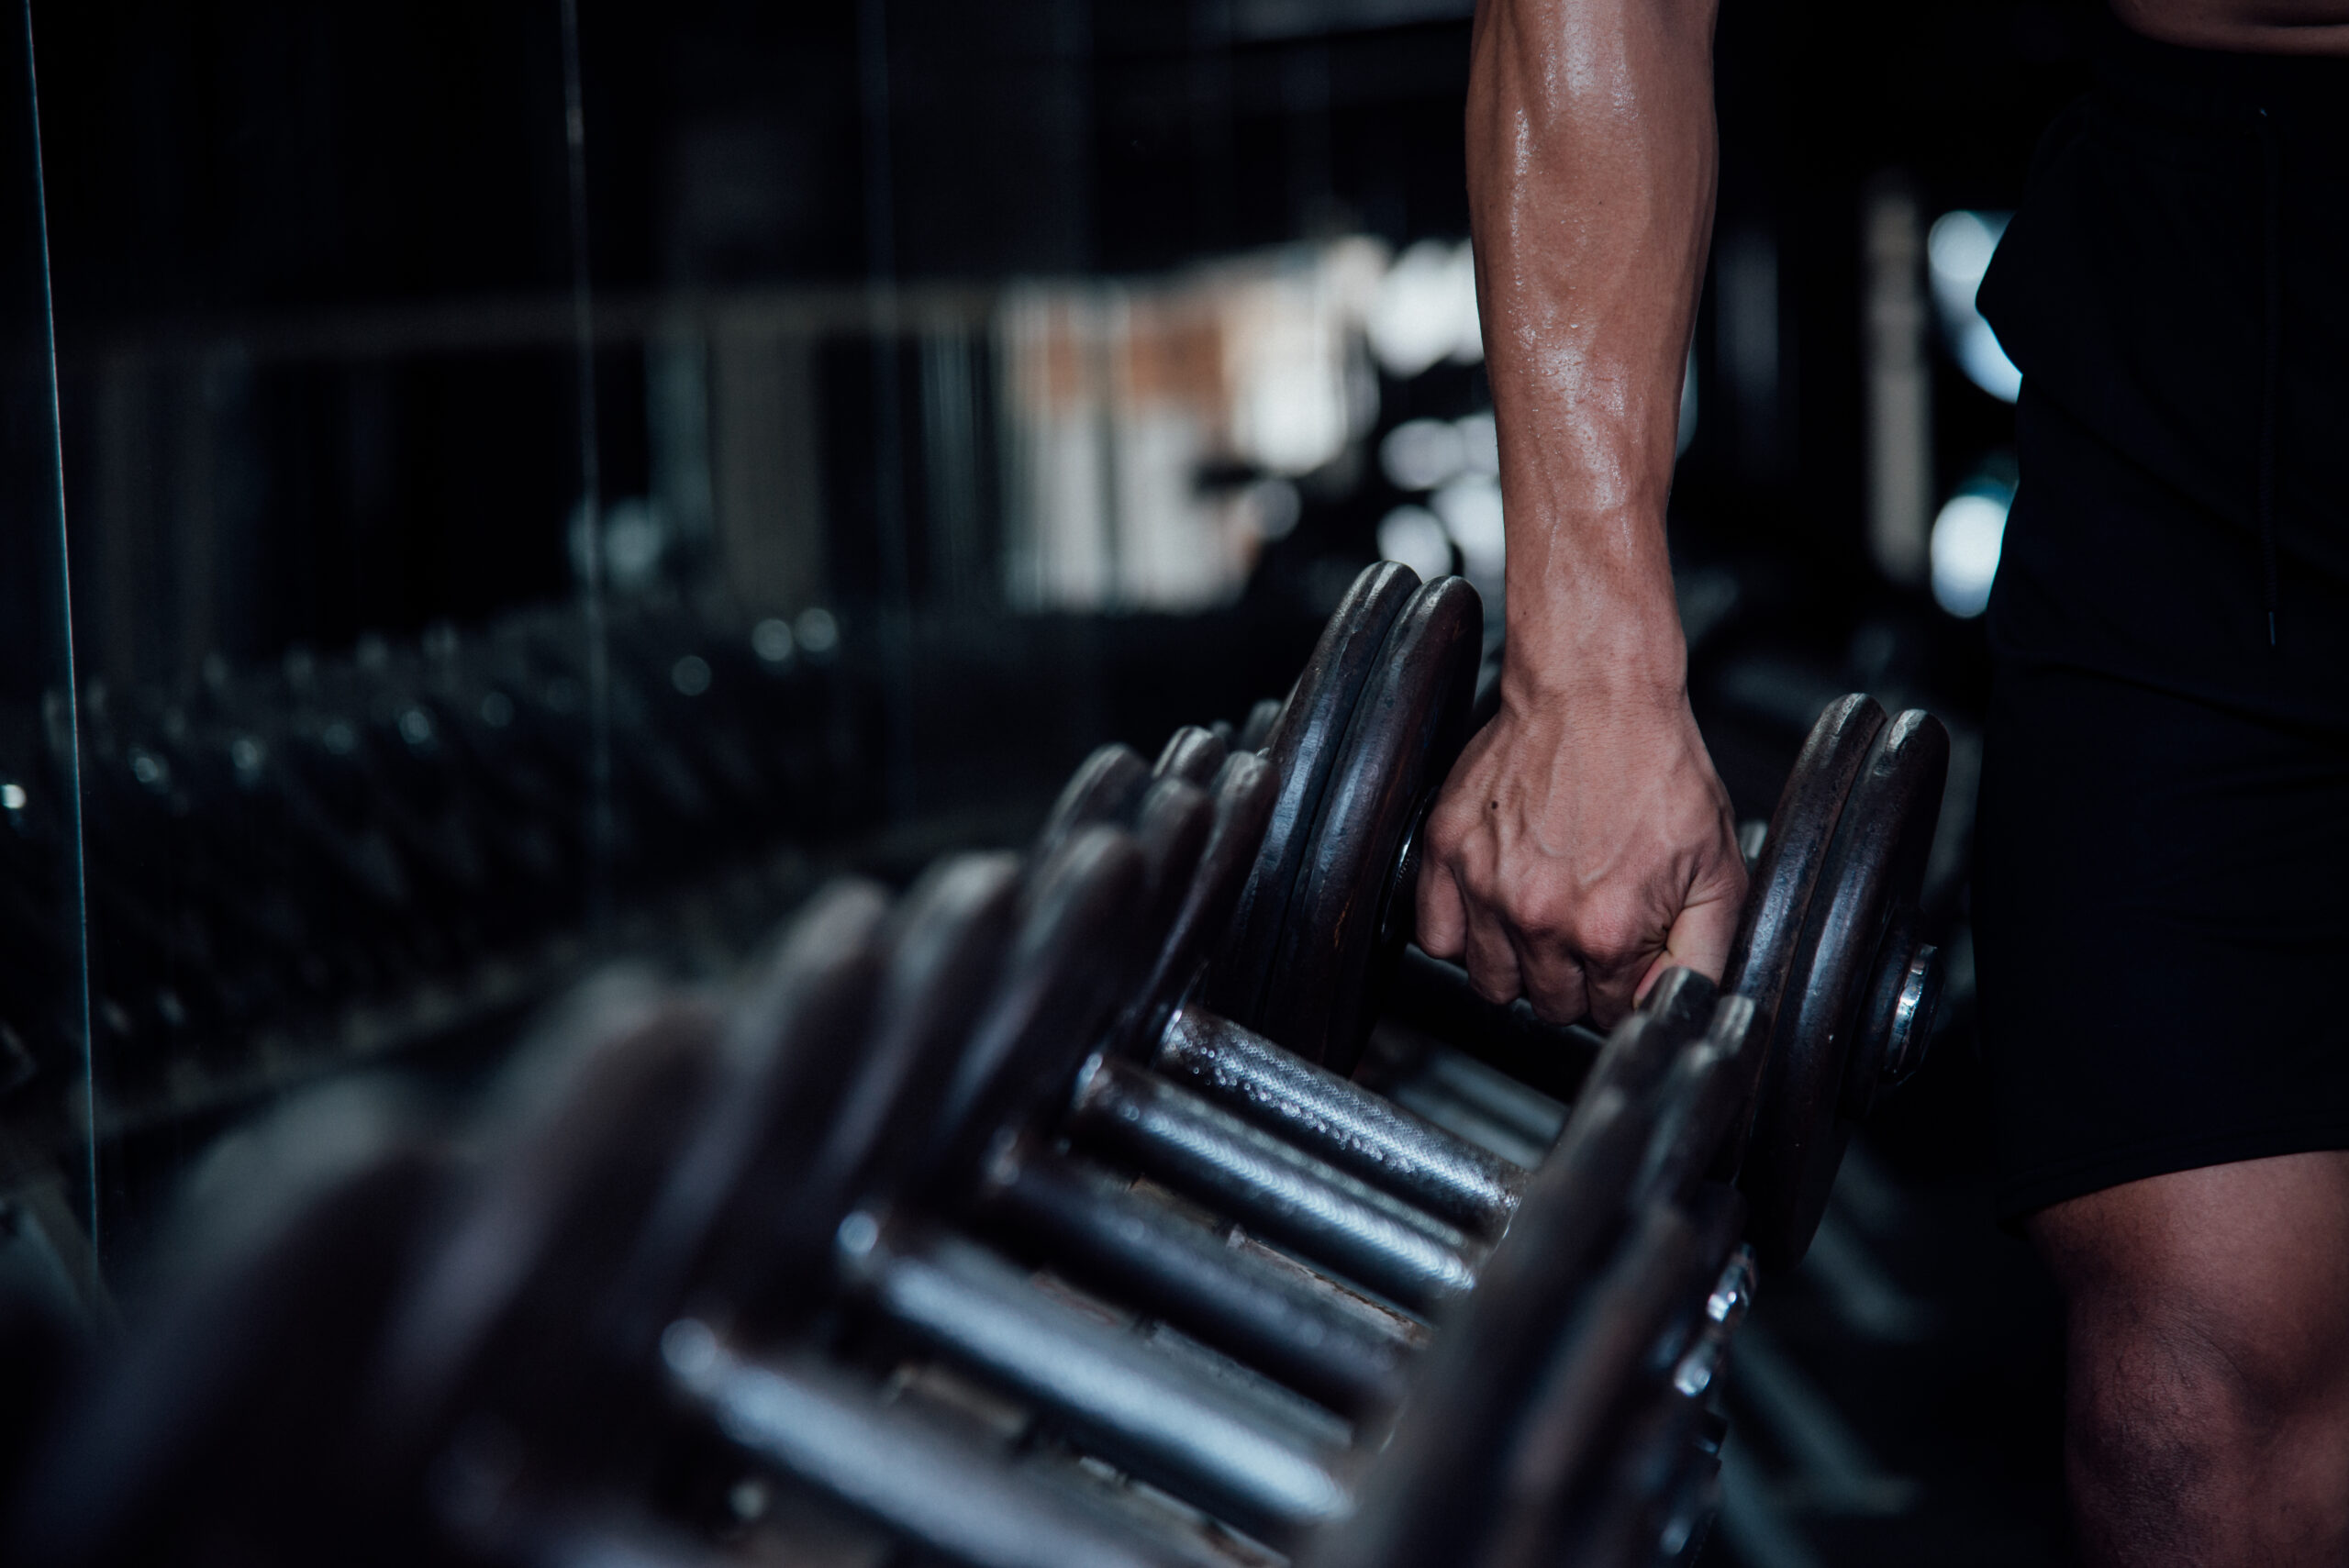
left=2029, top=1151, right=2349, bottom=1568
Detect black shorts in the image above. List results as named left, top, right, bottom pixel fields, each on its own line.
left=1972, top=27, right=2349, bottom=1224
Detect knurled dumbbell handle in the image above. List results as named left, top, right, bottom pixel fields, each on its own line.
left=1064, top=1054, right=1482, bottom=1314
left=837, top=1224, right=1353, bottom=1543
left=974, top=1148, right=1416, bottom=1418
left=662, top=1323, right=1197, bottom=1568
left=1153, top=1003, right=1526, bottom=1239
left=1386, top=946, right=1608, bottom=1106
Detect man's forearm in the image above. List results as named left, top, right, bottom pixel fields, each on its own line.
left=1466, top=0, right=1719, bottom=706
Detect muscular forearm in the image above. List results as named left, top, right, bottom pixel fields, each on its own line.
left=1466, top=0, right=1719, bottom=708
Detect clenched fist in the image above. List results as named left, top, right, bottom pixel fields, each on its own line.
left=1415, top=674, right=1745, bottom=1029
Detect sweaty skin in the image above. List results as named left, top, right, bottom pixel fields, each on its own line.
left=1417, top=0, right=1742, bottom=1029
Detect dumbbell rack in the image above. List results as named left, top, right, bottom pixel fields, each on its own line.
left=4, top=564, right=1947, bottom=1568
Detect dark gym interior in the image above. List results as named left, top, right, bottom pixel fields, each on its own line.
left=1, top=2, right=2103, bottom=1562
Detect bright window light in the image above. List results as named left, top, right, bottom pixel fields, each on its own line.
left=1931, top=484, right=2011, bottom=617
left=1928, top=210, right=2021, bottom=403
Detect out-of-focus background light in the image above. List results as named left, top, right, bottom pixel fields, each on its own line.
left=1931, top=476, right=2014, bottom=617
left=1366, top=237, right=1482, bottom=379
left=1380, top=417, right=1466, bottom=492
left=1928, top=209, right=2021, bottom=404
left=1375, top=503, right=1453, bottom=581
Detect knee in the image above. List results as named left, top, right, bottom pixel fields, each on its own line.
left=2066, top=1295, right=2307, bottom=1483
left=2059, top=1233, right=2349, bottom=1520
left=2032, top=1160, right=2349, bottom=1560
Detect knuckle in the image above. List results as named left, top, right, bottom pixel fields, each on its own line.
left=1499, top=882, right=1570, bottom=942
left=1575, top=906, right=1656, bottom=973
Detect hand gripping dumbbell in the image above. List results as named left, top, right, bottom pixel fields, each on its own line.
left=1057, top=560, right=1948, bottom=1272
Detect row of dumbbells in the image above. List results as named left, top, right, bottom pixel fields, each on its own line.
left=0, top=597, right=863, bottom=1095
left=3, top=562, right=1947, bottom=1567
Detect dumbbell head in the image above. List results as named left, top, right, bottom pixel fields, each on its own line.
left=1210, top=563, right=1483, bottom=1073
left=1732, top=704, right=1947, bottom=1271
left=1258, top=574, right=1482, bottom=1073
left=1121, top=751, right=1278, bottom=1057
left=1197, top=565, right=1949, bottom=1273
left=1210, top=563, right=1421, bottom=1030
left=358, top=984, right=734, bottom=1491
left=1152, top=725, right=1230, bottom=789
left=916, top=823, right=1153, bottom=1191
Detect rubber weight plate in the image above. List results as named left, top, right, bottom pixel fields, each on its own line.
left=1152, top=725, right=1229, bottom=789
left=1236, top=696, right=1284, bottom=755
left=1123, top=751, right=1278, bottom=1056
left=605, top=881, right=894, bottom=1340
left=1208, top=562, right=1419, bottom=1030
left=1720, top=694, right=1885, bottom=1173
left=919, top=824, right=1152, bottom=1188
left=363, top=993, right=727, bottom=1482
left=5, top=1085, right=444, bottom=1568
left=1132, top=775, right=1216, bottom=929
left=826, top=854, right=1025, bottom=1215
left=670, top=857, right=1020, bottom=1335
left=1257, top=575, right=1482, bottom=1072
left=1739, top=709, right=1947, bottom=1272
left=1036, top=742, right=1152, bottom=854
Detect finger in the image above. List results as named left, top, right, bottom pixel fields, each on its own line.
left=1415, top=850, right=1470, bottom=962
left=1510, top=924, right=1590, bottom=1026
left=1633, top=867, right=1746, bottom=1004
left=1583, top=946, right=1658, bottom=1031
left=1459, top=891, right=1525, bottom=1007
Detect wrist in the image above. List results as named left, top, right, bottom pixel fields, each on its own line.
left=1499, top=588, right=1687, bottom=713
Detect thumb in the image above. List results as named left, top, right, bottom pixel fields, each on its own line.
left=1416, top=857, right=1471, bottom=962
left=1634, top=873, right=1743, bottom=1004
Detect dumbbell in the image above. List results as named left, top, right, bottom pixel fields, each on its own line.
left=1059, top=561, right=1948, bottom=1270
